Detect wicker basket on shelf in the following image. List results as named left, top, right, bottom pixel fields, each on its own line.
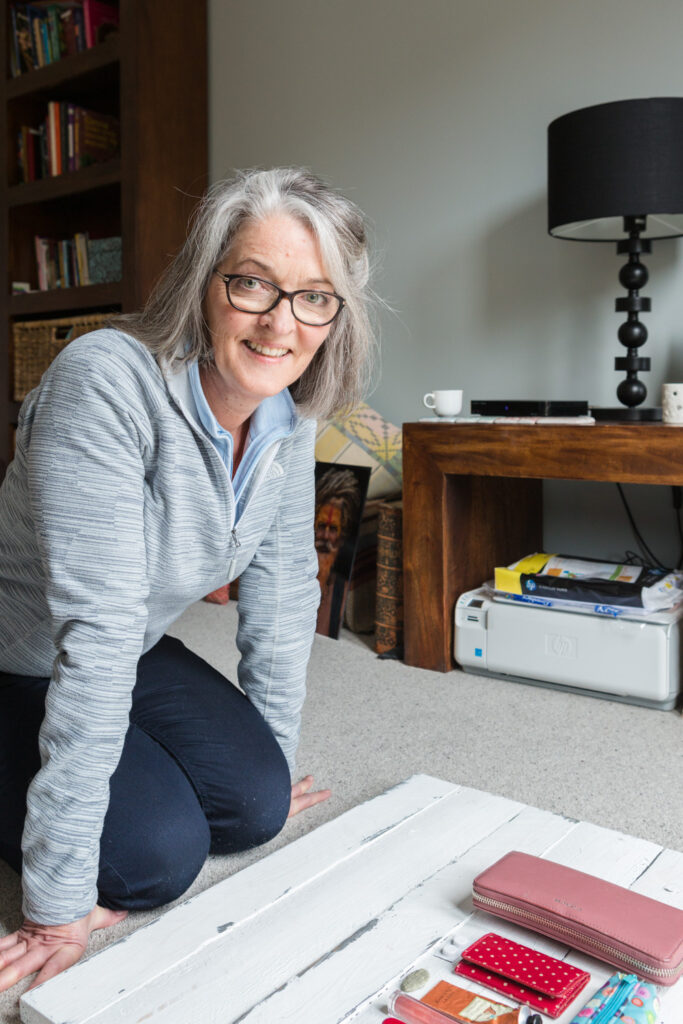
left=12, top=312, right=111, bottom=401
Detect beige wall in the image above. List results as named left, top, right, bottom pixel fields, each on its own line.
left=209, top=0, right=683, bottom=563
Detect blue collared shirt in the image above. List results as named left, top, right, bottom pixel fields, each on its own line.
left=188, top=360, right=297, bottom=522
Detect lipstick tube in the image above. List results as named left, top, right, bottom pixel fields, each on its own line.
left=387, top=991, right=466, bottom=1024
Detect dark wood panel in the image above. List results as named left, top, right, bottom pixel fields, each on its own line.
left=406, top=422, right=683, bottom=486
left=403, top=422, right=543, bottom=670
left=9, top=283, right=122, bottom=315
left=403, top=429, right=451, bottom=670
left=446, top=474, right=543, bottom=603
left=120, top=0, right=208, bottom=310
left=8, top=160, right=121, bottom=206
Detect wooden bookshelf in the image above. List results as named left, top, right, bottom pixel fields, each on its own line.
left=5, top=31, right=120, bottom=98
left=0, top=1, right=208, bottom=477
left=8, top=158, right=122, bottom=205
left=10, top=281, right=122, bottom=315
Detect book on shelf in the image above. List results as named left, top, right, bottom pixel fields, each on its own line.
left=374, top=498, right=404, bottom=659
left=17, top=125, right=44, bottom=181
left=13, top=7, right=36, bottom=74
left=76, top=106, right=119, bottom=168
left=33, top=233, right=121, bottom=290
left=60, top=5, right=87, bottom=56
left=74, top=232, right=89, bottom=284
left=82, top=0, right=118, bottom=47
left=17, top=103, right=120, bottom=182
left=47, top=100, right=59, bottom=175
left=88, top=236, right=122, bottom=284
left=8, top=2, right=117, bottom=77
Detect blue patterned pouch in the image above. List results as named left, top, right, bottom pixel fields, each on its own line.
left=570, top=972, right=660, bottom=1024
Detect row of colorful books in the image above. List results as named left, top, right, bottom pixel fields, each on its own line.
left=33, top=233, right=122, bottom=290
left=9, top=1, right=119, bottom=76
left=18, top=102, right=120, bottom=183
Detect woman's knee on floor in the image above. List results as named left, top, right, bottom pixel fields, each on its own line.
left=96, top=723, right=212, bottom=910
left=210, top=746, right=291, bottom=854
left=98, top=806, right=211, bottom=910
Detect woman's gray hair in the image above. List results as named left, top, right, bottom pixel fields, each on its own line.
left=115, top=167, right=377, bottom=419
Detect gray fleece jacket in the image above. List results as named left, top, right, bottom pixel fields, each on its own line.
left=0, top=329, right=320, bottom=924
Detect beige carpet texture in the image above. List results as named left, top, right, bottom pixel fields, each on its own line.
left=1, top=600, right=681, bottom=1022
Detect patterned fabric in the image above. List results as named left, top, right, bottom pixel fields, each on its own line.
left=570, top=974, right=660, bottom=1024
left=0, top=330, right=320, bottom=925
left=315, top=402, right=402, bottom=500
left=455, top=933, right=590, bottom=1018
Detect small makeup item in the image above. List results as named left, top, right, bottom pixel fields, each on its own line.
left=454, top=932, right=590, bottom=1018
left=388, top=991, right=460, bottom=1024
left=568, top=972, right=660, bottom=1024
left=388, top=984, right=539, bottom=1024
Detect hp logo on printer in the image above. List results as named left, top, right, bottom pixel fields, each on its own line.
left=544, top=633, right=578, bottom=659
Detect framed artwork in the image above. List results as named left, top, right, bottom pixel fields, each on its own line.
left=314, top=461, right=370, bottom=639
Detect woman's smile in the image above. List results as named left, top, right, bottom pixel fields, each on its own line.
left=243, top=338, right=290, bottom=359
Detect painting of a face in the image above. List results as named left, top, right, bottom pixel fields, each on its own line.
left=313, top=462, right=370, bottom=639
left=315, top=501, right=344, bottom=556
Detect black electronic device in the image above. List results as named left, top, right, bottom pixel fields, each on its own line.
left=470, top=400, right=590, bottom=416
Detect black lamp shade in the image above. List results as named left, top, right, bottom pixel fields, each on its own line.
left=548, top=98, right=683, bottom=241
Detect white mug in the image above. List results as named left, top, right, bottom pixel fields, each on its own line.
left=423, top=389, right=463, bottom=417
left=662, top=383, right=683, bottom=424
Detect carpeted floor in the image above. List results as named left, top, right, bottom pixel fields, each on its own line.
left=1, top=599, right=682, bottom=1021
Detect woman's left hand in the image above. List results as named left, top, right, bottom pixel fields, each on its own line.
left=288, top=775, right=331, bottom=818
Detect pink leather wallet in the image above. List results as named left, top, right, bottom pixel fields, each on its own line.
left=454, top=932, right=590, bottom=1018
left=472, top=851, right=683, bottom=985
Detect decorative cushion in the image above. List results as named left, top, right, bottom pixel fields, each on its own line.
left=315, top=403, right=402, bottom=500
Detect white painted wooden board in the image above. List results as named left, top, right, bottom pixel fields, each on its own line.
left=244, top=804, right=580, bottom=1023
left=19, top=775, right=683, bottom=1024
left=20, top=775, right=458, bottom=1023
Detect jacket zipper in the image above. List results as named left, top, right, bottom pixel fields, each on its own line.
left=227, top=441, right=280, bottom=577
left=228, top=529, right=241, bottom=578
left=474, top=893, right=678, bottom=980
left=591, top=975, right=639, bottom=1024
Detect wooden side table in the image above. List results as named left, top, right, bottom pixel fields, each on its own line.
left=402, top=421, right=683, bottom=671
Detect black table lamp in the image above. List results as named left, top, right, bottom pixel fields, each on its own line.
left=548, top=97, right=683, bottom=420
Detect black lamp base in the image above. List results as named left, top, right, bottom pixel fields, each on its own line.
left=591, top=406, right=662, bottom=422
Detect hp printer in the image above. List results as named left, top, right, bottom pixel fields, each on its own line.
left=455, top=586, right=682, bottom=710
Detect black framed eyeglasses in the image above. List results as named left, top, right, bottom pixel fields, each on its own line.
left=214, top=271, right=345, bottom=327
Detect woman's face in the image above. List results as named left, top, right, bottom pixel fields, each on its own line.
left=203, top=213, right=333, bottom=418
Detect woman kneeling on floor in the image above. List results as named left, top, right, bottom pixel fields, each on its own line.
left=0, top=167, right=376, bottom=993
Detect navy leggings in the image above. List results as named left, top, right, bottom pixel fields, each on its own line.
left=0, top=635, right=291, bottom=912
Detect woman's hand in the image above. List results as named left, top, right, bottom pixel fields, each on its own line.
left=288, top=775, right=331, bottom=818
left=0, top=904, right=127, bottom=994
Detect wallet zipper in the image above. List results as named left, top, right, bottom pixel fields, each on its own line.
left=474, top=894, right=679, bottom=980
left=590, top=975, right=639, bottom=1024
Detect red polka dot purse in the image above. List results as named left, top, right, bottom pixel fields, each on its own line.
left=454, top=932, right=591, bottom=1018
